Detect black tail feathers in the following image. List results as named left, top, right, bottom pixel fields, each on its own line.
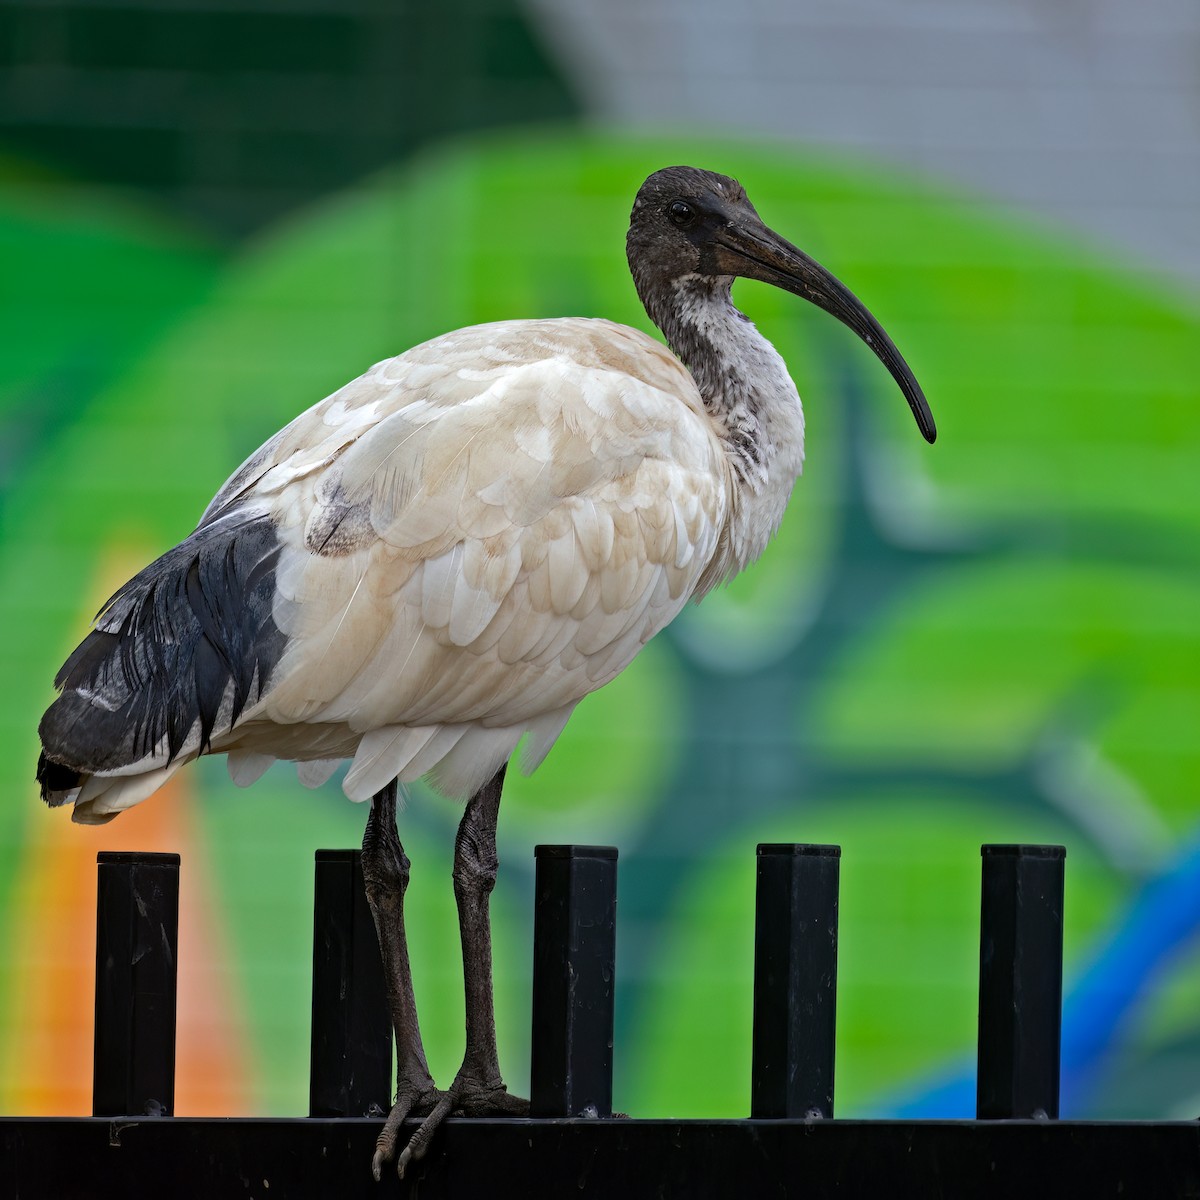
left=37, top=510, right=288, bottom=787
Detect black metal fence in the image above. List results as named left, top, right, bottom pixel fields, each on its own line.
left=2, top=842, right=1198, bottom=1199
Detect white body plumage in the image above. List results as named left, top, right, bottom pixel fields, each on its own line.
left=43, top=163, right=935, bottom=837
left=60, top=311, right=805, bottom=823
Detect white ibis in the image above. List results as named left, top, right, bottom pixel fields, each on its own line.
left=38, top=166, right=935, bottom=1176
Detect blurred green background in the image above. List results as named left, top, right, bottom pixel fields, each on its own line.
left=1, top=0, right=1198, bottom=1121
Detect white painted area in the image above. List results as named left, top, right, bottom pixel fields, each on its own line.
left=524, top=0, right=1200, bottom=283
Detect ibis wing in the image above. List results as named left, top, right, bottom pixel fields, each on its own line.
left=230, top=319, right=731, bottom=797
left=42, top=316, right=732, bottom=815
left=37, top=507, right=287, bottom=818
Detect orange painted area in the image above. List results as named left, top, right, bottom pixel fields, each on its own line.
left=4, top=544, right=253, bottom=1116
left=6, top=778, right=253, bottom=1115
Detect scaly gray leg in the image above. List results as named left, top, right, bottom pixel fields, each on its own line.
left=361, top=780, right=439, bottom=1178
left=373, top=764, right=528, bottom=1181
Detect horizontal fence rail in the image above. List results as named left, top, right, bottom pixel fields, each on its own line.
left=4, top=839, right=1197, bottom=1200
left=5, top=1116, right=1200, bottom=1198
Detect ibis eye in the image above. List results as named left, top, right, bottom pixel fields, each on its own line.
left=668, top=200, right=696, bottom=228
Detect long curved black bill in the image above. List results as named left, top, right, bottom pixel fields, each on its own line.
left=714, top=221, right=937, bottom=443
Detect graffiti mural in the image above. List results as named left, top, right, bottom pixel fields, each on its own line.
left=1, top=77, right=1197, bottom=1122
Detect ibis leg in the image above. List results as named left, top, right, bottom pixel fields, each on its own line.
left=361, top=781, right=439, bottom=1179
left=388, top=764, right=528, bottom=1179
left=452, top=762, right=520, bottom=1096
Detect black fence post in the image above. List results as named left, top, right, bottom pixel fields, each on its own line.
left=309, top=850, right=392, bottom=1117
left=751, top=843, right=840, bottom=1119
left=93, top=851, right=179, bottom=1117
left=530, top=845, right=618, bottom=1118
left=977, top=843, right=1066, bottom=1119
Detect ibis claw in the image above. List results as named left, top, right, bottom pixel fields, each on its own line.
left=372, top=1075, right=529, bottom=1181
left=370, top=1082, right=438, bottom=1181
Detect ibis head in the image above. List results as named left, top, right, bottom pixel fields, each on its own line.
left=627, top=165, right=936, bottom=444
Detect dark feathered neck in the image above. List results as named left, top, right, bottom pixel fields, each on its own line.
left=636, top=272, right=802, bottom=491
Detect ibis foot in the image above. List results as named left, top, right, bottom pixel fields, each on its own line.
left=372, top=1073, right=529, bottom=1181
